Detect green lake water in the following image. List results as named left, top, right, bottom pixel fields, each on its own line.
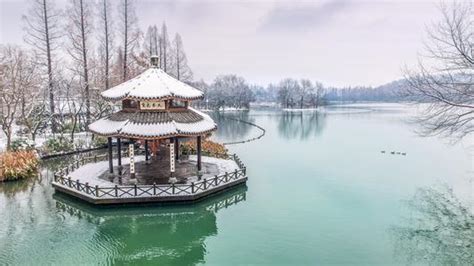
left=0, top=103, right=472, bottom=265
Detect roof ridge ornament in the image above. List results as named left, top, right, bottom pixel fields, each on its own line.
left=150, top=55, right=159, bottom=68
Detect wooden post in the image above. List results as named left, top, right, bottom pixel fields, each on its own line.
left=169, top=138, right=175, bottom=176
left=117, top=138, right=122, bottom=166
left=174, top=137, right=179, bottom=160
left=129, top=142, right=136, bottom=179
left=107, top=137, right=113, bottom=173
left=197, top=136, right=202, bottom=171
left=153, top=182, right=156, bottom=195
left=145, top=140, right=149, bottom=161
left=95, top=185, right=99, bottom=197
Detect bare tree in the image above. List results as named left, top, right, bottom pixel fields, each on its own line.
left=172, top=33, right=193, bottom=81
left=299, top=79, right=311, bottom=109
left=97, top=0, right=114, bottom=90
left=277, top=78, right=299, bottom=108
left=66, top=0, right=93, bottom=125
left=55, top=76, right=84, bottom=142
left=23, top=0, right=62, bottom=131
left=152, top=25, right=159, bottom=56
left=143, top=25, right=159, bottom=57
left=161, top=22, right=170, bottom=72
left=19, top=103, right=49, bottom=142
left=118, top=0, right=140, bottom=81
left=405, top=1, right=473, bottom=140
left=208, top=75, right=253, bottom=109
left=0, top=46, right=39, bottom=149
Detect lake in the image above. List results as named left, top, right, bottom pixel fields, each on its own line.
left=0, top=103, right=472, bottom=265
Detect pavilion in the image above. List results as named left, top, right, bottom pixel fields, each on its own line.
left=88, top=56, right=217, bottom=182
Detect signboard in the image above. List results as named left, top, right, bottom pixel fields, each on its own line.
left=129, top=144, right=135, bottom=174
left=169, top=143, right=175, bottom=172
left=140, top=100, right=165, bottom=110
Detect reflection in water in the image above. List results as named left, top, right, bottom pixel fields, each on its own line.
left=277, top=111, right=326, bottom=140
left=210, top=111, right=256, bottom=142
left=0, top=179, right=32, bottom=198
left=54, top=186, right=247, bottom=265
left=391, top=185, right=473, bottom=265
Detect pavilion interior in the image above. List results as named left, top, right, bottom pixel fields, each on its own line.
left=99, top=144, right=219, bottom=185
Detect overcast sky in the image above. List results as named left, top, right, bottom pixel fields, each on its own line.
left=0, top=0, right=442, bottom=87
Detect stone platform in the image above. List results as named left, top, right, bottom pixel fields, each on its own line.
left=52, top=153, right=247, bottom=205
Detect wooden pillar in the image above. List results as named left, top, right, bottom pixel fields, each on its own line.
left=174, top=137, right=179, bottom=160
left=117, top=138, right=122, bottom=166
left=169, top=138, right=175, bottom=176
left=197, top=136, right=202, bottom=171
left=107, top=137, right=113, bottom=173
left=129, top=141, right=136, bottom=179
left=145, top=140, right=149, bottom=161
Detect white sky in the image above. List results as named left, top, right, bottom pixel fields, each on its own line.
left=0, top=0, right=443, bottom=87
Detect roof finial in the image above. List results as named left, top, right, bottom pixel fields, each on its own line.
left=150, top=55, right=159, bottom=68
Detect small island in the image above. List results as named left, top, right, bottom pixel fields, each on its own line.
left=52, top=56, right=247, bottom=204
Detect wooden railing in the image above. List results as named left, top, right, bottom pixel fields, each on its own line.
left=53, top=152, right=247, bottom=199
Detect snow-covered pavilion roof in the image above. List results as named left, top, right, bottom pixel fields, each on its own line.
left=102, top=68, right=203, bottom=101
left=88, top=108, right=216, bottom=139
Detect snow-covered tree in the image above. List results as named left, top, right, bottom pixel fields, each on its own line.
left=97, top=0, right=114, bottom=90
left=118, top=0, right=140, bottom=81
left=23, top=0, right=62, bottom=130
left=0, top=46, right=41, bottom=149
left=65, top=0, right=93, bottom=125
left=171, top=33, right=193, bottom=81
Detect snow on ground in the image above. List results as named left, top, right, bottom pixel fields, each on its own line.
left=201, top=107, right=249, bottom=112
left=69, top=155, right=146, bottom=186
left=67, top=155, right=239, bottom=187
left=189, top=155, right=239, bottom=175
left=282, top=107, right=320, bottom=112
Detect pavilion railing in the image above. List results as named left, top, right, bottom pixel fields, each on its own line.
left=53, top=152, right=247, bottom=199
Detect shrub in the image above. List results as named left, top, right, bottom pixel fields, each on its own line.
left=0, top=150, right=39, bottom=181
left=92, top=136, right=108, bottom=147
left=181, top=139, right=228, bottom=157
left=43, top=136, right=74, bottom=154
left=62, top=122, right=84, bottom=133
left=10, top=138, right=35, bottom=151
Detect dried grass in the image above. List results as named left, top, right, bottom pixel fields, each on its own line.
left=0, top=150, right=39, bottom=181
left=181, top=139, right=228, bottom=157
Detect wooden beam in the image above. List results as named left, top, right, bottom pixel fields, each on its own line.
left=174, top=137, right=179, bottom=160
left=145, top=140, right=149, bottom=161
left=107, top=137, right=113, bottom=173
left=197, top=136, right=202, bottom=171
left=117, top=138, right=122, bottom=166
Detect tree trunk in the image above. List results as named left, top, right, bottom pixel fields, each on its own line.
left=5, top=129, right=12, bottom=150
left=43, top=0, right=56, bottom=132
left=123, top=0, right=128, bottom=81
left=103, top=0, right=110, bottom=90
left=79, top=0, right=91, bottom=125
